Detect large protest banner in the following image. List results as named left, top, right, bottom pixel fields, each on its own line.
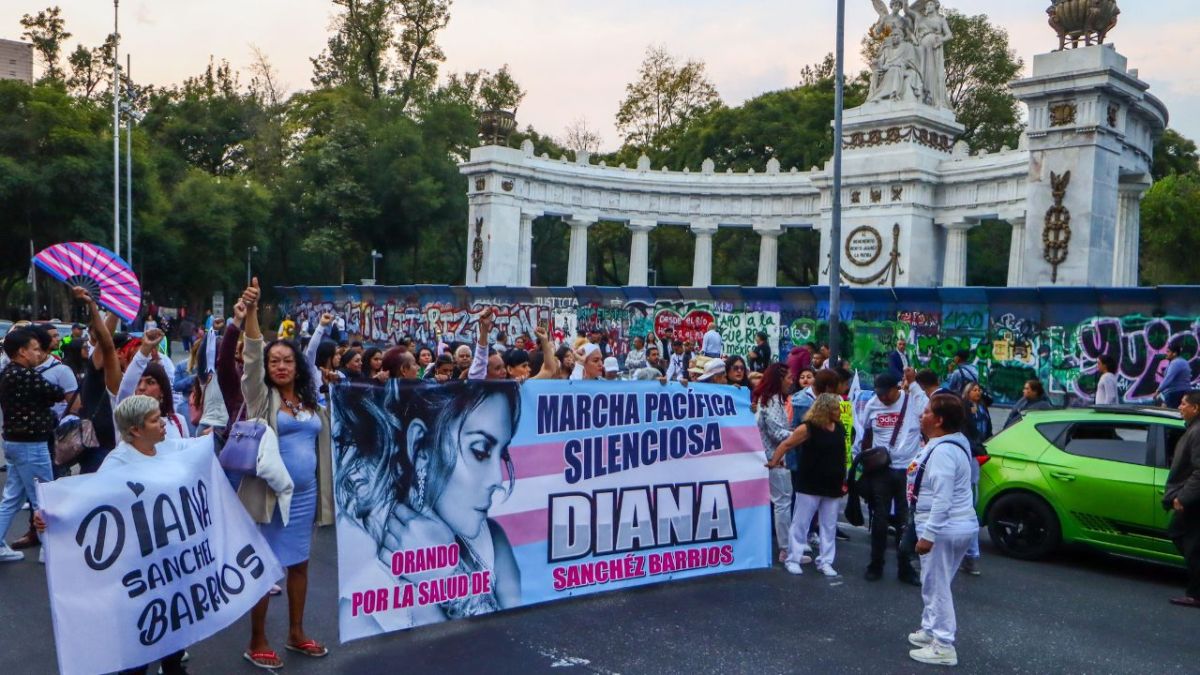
left=38, top=440, right=284, bottom=675
left=331, top=379, right=770, bottom=642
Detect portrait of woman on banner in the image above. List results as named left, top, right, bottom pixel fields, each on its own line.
left=332, top=380, right=522, bottom=636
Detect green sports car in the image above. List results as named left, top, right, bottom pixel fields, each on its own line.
left=977, top=406, right=1184, bottom=566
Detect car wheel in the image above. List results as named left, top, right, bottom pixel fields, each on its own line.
left=987, top=492, right=1061, bottom=560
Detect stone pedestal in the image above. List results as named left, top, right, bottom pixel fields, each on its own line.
left=465, top=190, right=522, bottom=286
left=1010, top=45, right=1166, bottom=286
left=816, top=101, right=965, bottom=287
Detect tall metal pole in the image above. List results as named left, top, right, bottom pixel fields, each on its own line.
left=125, top=54, right=133, bottom=265
left=112, top=0, right=120, bottom=255
left=30, top=239, right=38, bottom=320
left=828, top=0, right=846, bottom=366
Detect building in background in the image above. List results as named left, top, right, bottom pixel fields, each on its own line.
left=0, top=39, right=34, bottom=84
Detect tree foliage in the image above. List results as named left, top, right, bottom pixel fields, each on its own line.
left=20, top=6, right=70, bottom=82
left=1152, top=128, right=1200, bottom=181
left=1140, top=173, right=1200, bottom=286
left=615, top=46, right=720, bottom=153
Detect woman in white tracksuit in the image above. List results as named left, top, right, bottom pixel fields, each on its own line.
left=907, top=394, right=978, bottom=667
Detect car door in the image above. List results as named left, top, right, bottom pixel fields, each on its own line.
left=1037, top=421, right=1158, bottom=549
left=1149, top=422, right=1188, bottom=554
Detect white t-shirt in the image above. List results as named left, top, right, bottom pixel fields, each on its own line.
left=854, top=385, right=927, bottom=470
left=37, top=356, right=77, bottom=419
left=100, top=434, right=213, bottom=472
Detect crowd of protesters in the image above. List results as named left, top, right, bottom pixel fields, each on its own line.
left=5, top=283, right=1200, bottom=671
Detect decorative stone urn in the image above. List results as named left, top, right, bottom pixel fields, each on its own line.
left=1047, top=0, right=1120, bottom=51
left=478, top=109, right=517, bottom=146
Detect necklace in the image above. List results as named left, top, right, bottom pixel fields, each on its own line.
left=282, top=397, right=305, bottom=415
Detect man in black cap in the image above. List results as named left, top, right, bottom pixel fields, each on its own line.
left=854, top=372, right=927, bottom=584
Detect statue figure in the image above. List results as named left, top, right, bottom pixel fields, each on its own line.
left=868, top=32, right=924, bottom=104
left=867, top=0, right=952, bottom=108
left=873, top=0, right=916, bottom=102
left=913, top=0, right=953, bottom=108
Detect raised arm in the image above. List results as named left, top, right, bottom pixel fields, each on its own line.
left=117, top=328, right=166, bottom=402
left=468, top=308, right=494, bottom=381
left=239, top=278, right=269, bottom=418
left=531, top=324, right=560, bottom=379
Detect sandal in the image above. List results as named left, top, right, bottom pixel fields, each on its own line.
left=285, top=639, right=329, bottom=658
left=243, top=650, right=283, bottom=670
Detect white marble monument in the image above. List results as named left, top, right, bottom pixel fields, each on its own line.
left=459, top=1, right=1165, bottom=288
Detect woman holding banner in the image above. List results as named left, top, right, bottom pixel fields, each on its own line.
left=238, top=278, right=334, bottom=669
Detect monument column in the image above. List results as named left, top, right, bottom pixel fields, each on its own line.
left=754, top=224, right=782, bottom=287
left=1111, top=187, right=1144, bottom=287
left=565, top=216, right=595, bottom=286
left=627, top=219, right=655, bottom=286
left=1006, top=215, right=1027, bottom=287
left=941, top=221, right=975, bottom=287
left=517, top=212, right=535, bottom=286
left=690, top=220, right=718, bottom=287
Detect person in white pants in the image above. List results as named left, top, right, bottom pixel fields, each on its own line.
left=907, top=394, right=978, bottom=667
left=767, top=394, right=848, bottom=577
left=753, top=364, right=796, bottom=563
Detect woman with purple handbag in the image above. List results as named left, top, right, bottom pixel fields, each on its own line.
left=236, top=278, right=334, bottom=670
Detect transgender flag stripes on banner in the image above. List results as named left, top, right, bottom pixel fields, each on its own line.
left=329, top=379, right=771, bottom=642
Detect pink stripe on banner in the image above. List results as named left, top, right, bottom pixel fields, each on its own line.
left=494, top=476, right=770, bottom=548
left=510, top=424, right=763, bottom=480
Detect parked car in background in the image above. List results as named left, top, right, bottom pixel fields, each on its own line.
left=977, top=406, right=1184, bottom=566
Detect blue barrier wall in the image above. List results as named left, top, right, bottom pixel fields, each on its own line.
left=278, top=285, right=1200, bottom=405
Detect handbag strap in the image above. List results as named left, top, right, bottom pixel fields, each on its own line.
left=909, top=439, right=970, bottom=507
left=888, top=391, right=910, bottom=450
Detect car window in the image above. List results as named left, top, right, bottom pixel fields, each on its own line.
left=1035, top=422, right=1070, bottom=446
left=1164, top=425, right=1186, bottom=468
left=1059, top=423, right=1150, bottom=465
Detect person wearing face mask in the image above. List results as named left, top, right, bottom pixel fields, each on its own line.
left=237, top=279, right=333, bottom=669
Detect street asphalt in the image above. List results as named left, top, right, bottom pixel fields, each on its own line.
left=1, top=509, right=1194, bottom=674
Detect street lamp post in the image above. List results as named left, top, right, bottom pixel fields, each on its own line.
left=371, top=249, right=383, bottom=283
left=246, top=246, right=258, bottom=285
left=112, top=0, right=120, bottom=255
left=828, top=0, right=846, bottom=366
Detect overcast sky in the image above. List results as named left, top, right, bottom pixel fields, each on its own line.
left=4, top=0, right=1197, bottom=150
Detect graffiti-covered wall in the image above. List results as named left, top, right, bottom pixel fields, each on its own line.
left=277, top=285, right=1200, bottom=406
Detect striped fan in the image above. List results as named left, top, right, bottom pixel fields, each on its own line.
left=32, top=242, right=142, bottom=322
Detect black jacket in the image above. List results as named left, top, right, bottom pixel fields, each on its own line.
left=0, top=361, right=66, bottom=442
left=1165, top=417, right=1200, bottom=512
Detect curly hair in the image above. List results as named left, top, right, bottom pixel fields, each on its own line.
left=263, top=338, right=319, bottom=410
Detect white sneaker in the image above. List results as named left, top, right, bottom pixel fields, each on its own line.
left=816, top=564, right=838, bottom=577
left=908, top=629, right=934, bottom=647
left=0, top=544, right=23, bottom=562
left=784, top=561, right=803, bottom=575
left=910, top=641, right=957, bottom=666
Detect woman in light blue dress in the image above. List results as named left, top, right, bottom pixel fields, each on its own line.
left=238, top=279, right=335, bottom=670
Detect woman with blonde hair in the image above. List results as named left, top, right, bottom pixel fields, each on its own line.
left=767, top=393, right=848, bottom=577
